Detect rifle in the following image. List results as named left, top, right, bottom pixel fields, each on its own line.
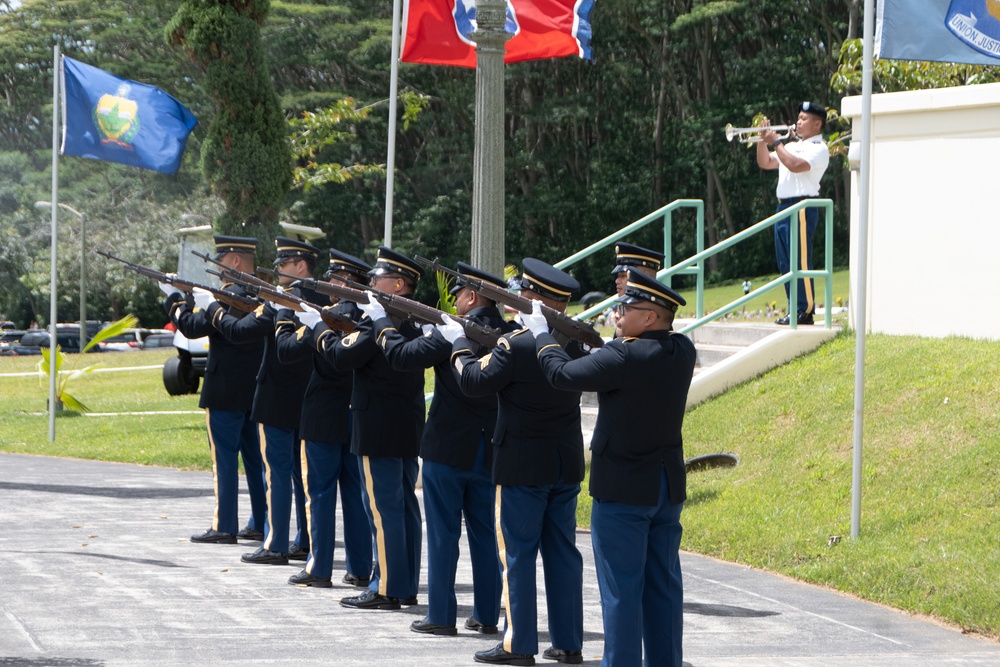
left=414, top=256, right=605, bottom=349
left=204, top=269, right=355, bottom=334
left=284, top=268, right=501, bottom=348
left=98, top=250, right=259, bottom=314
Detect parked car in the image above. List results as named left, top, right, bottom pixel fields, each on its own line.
left=98, top=327, right=171, bottom=352
left=0, top=330, right=26, bottom=356
left=7, top=328, right=95, bottom=356
left=141, top=333, right=177, bottom=349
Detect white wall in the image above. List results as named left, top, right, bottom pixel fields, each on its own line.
left=842, top=83, right=1000, bottom=340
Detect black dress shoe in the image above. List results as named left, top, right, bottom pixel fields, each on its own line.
left=241, top=546, right=289, bottom=565
left=399, top=595, right=418, bottom=606
left=465, top=617, right=499, bottom=634
left=288, top=570, right=332, bottom=588
left=237, top=526, right=264, bottom=541
left=775, top=315, right=791, bottom=325
left=542, top=647, right=583, bottom=664
left=474, top=643, right=535, bottom=665
left=190, top=529, right=237, bottom=544
left=340, top=589, right=400, bottom=610
left=342, top=572, right=370, bottom=588
left=410, top=616, right=458, bottom=636
left=797, top=311, right=814, bottom=325
left=287, top=543, right=309, bottom=561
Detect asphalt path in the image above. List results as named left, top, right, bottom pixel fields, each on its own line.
left=1, top=452, right=998, bottom=666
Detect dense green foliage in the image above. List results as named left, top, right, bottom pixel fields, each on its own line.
left=0, top=0, right=993, bottom=327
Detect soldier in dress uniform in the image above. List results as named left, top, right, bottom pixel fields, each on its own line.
left=611, top=243, right=664, bottom=297
left=443, top=258, right=587, bottom=666
left=370, top=262, right=515, bottom=636
left=297, top=246, right=425, bottom=610
left=192, top=237, right=325, bottom=565
left=525, top=269, right=696, bottom=667
left=160, top=235, right=267, bottom=544
left=274, top=249, right=373, bottom=589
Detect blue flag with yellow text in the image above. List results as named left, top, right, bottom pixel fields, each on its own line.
left=877, top=0, right=1000, bottom=64
left=61, top=57, right=198, bottom=175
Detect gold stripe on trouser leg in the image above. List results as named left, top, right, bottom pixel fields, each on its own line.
left=301, top=439, right=314, bottom=573
left=362, top=456, right=389, bottom=596
left=204, top=409, right=220, bottom=532
left=495, top=485, right=514, bottom=653
left=799, top=208, right=814, bottom=313
left=258, top=423, right=275, bottom=551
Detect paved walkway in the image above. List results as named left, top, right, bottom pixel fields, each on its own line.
left=1, top=452, right=998, bottom=666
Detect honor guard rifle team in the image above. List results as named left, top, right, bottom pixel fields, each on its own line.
left=161, top=236, right=695, bottom=667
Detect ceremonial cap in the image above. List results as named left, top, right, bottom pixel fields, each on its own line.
left=449, top=261, right=508, bottom=296
left=325, top=249, right=372, bottom=280
left=272, top=236, right=320, bottom=266
left=213, top=235, right=257, bottom=260
left=368, top=245, right=423, bottom=281
left=616, top=269, right=685, bottom=312
left=611, top=242, right=664, bottom=276
left=799, top=101, right=827, bottom=121
left=516, top=258, right=579, bottom=303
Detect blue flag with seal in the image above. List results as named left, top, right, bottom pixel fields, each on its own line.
left=61, top=56, right=198, bottom=175
left=877, top=0, right=1000, bottom=65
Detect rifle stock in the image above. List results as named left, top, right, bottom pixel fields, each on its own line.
left=323, top=274, right=501, bottom=348
left=98, top=250, right=258, bottom=313
left=413, top=256, right=604, bottom=348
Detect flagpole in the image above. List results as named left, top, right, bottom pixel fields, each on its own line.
left=851, top=0, right=876, bottom=539
left=48, top=44, right=60, bottom=442
left=383, top=0, right=403, bottom=249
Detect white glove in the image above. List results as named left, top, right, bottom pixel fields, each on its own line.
left=297, top=303, right=323, bottom=330
left=437, top=314, right=465, bottom=343
left=191, top=287, right=216, bottom=311
left=358, top=291, right=386, bottom=321
left=520, top=299, right=549, bottom=337
left=421, top=323, right=435, bottom=336
left=157, top=278, right=179, bottom=297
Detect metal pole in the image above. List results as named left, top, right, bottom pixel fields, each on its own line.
left=851, top=0, right=876, bottom=539
left=48, top=44, right=60, bottom=442
left=80, top=212, right=86, bottom=349
left=469, top=0, right=511, bottom=278
left=383, top=0, right=403, bottom=248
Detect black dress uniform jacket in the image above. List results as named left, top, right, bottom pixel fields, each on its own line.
left=205, top=285, right=326, bottom=430
left=166, top=287, right=264, bottom=412
left=374, top=306, right=516, bottom=470
left=274, top=301, right=360, bottom=444
left=452, top=327, right=586, bottom=487
left=535, top=329, right=696, bottom=506
left=309, top=314, right=425, bottom=458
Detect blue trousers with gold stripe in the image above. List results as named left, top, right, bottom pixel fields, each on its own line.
left=205, top=408, right=265, bottom=535
left=292, top=442, right=308, bottom=551
left=774, top=199, right=818, bottom=316
left=259, top=424, right=302, bottom=554
left=301, top=438, right=372, bottom=580
left=496, top=481, right=583, bottom=656
left=422, top=438, right=501, bottom=627
left=359, top=455, right=421, bottom=599
left=591, top=469, right=683, bottom=667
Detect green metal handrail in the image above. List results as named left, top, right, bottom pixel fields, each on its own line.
left=555, top=199, right=705, bottom=321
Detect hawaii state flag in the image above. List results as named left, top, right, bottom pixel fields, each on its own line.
left=61, top=56, right=198, bottom=175
left=401, top=0, right=594, bottom=67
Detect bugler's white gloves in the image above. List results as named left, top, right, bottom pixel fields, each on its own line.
left=437, top=314, right=465, bottom=343
left=297, top=303, right=323, bottom=330
left=192, top=287, right=216, bottom=311
left=358, top=291, right=387, bottom=321
left=521, top=299, right=549, bottom=337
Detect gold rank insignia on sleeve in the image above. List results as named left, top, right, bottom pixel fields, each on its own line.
left=341, top=331, right=361, bottom=347
left=253, top=304, right=266, bottom=317
left=296, top=326, right=307, bottom=340
left=478, top=353, right=493, bottom=370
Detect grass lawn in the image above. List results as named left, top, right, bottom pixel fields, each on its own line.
left=2, top=269, right=997, bottom=638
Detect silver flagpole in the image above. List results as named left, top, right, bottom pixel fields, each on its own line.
left=48, top=44, right=60, bottom=442
left=851, top=0, right=876, bottom=538
left=384, top=0, right=403, bottom=249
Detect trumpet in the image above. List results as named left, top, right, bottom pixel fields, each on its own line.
left=725, top=123, right=798, bottom=143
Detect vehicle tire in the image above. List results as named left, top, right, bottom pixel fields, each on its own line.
left=163, top=354, right=200, bottom=395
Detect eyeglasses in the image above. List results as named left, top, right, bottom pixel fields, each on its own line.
left=619, top=303, right=657, bottom=317
left=276, top=257, right=301, bottom=268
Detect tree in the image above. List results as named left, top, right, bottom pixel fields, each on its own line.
left=166, top=0, right=290, bottom=248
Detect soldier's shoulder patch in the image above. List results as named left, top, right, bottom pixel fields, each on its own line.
left=341, top=331, right=361, bottom=347
left=253, top=304, right=267, bottom=317
left=498, top=336, right=512, bottom=351
left=296, top=326, right=307, bottom=341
